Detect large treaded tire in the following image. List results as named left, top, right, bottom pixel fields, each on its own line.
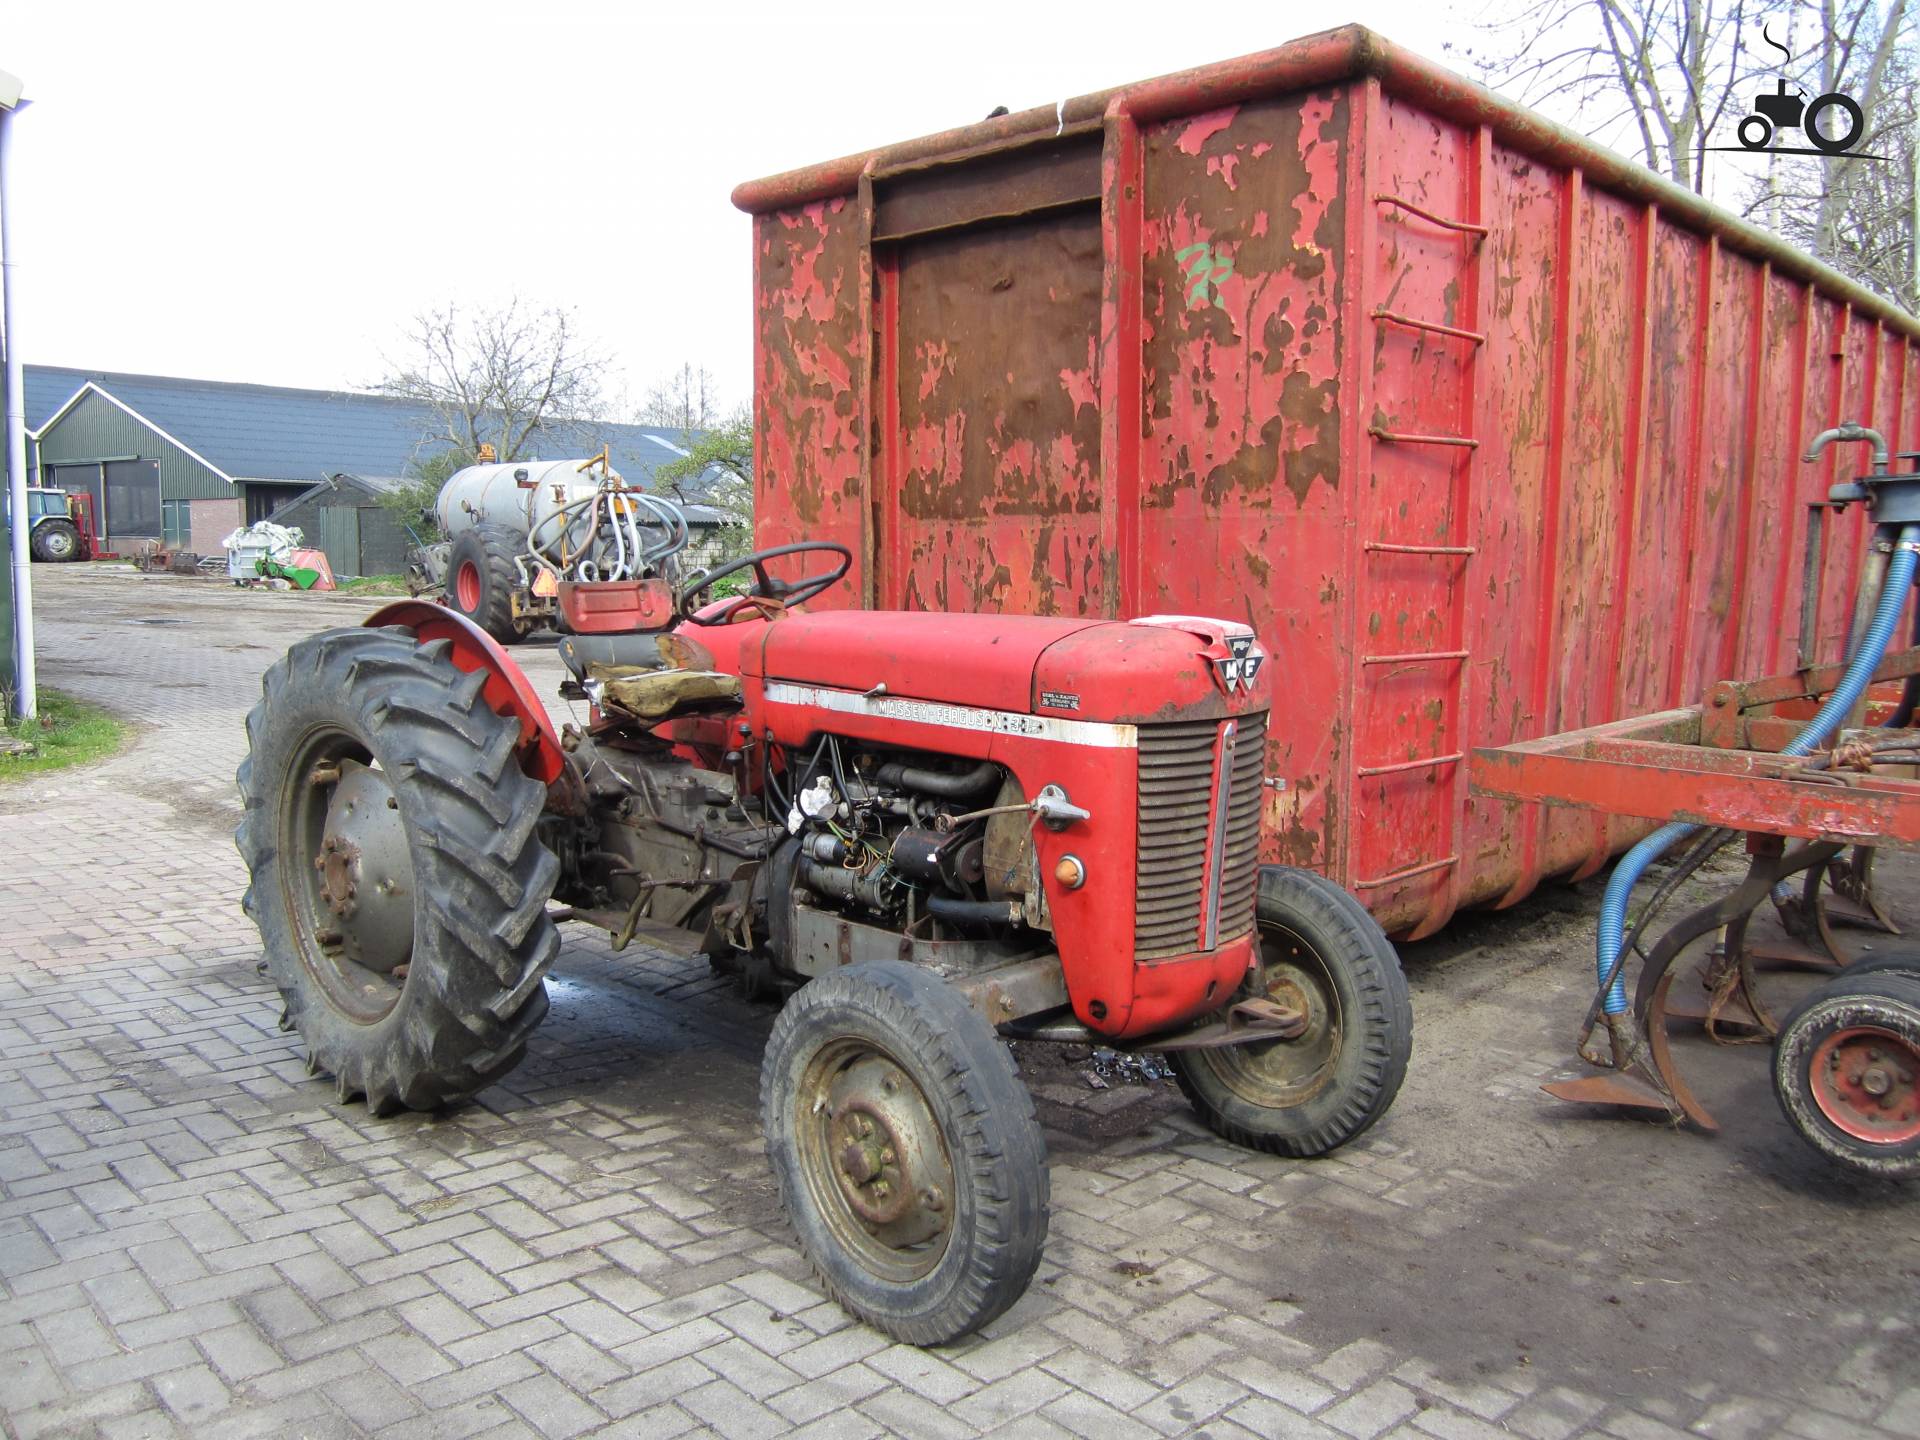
left=31, top=519, right=80, bottom=562
left=761, top=961, right=1049, bottom=1345
left=1773, top=968, right=1920, bottom=1179
left=236, top=625, right=560, bottom=1114
left=447, top=524, right=526, bottom=644
left=1170, top=866, right=1412, bottom=1157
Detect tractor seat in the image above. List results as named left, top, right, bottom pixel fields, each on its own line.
left=592, top=667, right=743, bottom=723
left=557, top=630, right=717, bottom=682
left=557, top=632, right=741, bottom=723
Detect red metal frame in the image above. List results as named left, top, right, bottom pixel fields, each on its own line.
left=1470, top=647, right=1920, bottom=848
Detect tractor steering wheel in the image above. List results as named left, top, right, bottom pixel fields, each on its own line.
left=677, top=542, right=853, bottom=626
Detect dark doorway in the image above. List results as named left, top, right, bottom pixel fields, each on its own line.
left=103, top=459, right=162, bottom=539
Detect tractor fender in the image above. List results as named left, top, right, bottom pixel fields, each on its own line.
left=364, top=600, right=567, bottom=786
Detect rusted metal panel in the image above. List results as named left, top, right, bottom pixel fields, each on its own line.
left=751, top=200, right=868, bottom=587
left=878, top=209, right=1104, bottom=616
left=738, top=26, right=1920, bottom=938
left=1134, top=93, right=1352, bottom=874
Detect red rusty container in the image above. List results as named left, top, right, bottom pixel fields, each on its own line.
left=732, top=25, right=1920, bottom=939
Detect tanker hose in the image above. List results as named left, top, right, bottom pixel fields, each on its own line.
left=1592, top=523, right=1920, bottom=1016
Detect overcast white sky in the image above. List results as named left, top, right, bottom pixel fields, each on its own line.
left=4, top=0, right=1478, bottom=416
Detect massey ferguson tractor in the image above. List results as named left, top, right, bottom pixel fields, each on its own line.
left=236, top=525, right=1412, bottom=1343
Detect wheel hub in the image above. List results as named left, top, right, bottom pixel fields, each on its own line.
left=810, top=1051, right=951, bottom=1254
left=1199, top=927, right=1341, bottom=1109
left=314, top=760, right=413, bottom=977
left=1812, top=1026, right=1920, bottom=1143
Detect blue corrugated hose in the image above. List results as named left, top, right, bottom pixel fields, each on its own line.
left=1594, top=525, right=1920, bottom=1015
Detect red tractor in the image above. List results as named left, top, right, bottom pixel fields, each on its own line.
left=237, top=538, right=1412, bottom=1343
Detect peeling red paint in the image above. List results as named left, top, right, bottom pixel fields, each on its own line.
left=737, top=34, right=1920, bottom=939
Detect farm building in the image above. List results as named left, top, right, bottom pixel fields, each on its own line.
left=265, top=474, right=417, bottom=580
left=23, top=365, right=736, bottom=574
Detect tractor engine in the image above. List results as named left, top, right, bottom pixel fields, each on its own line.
left=780, top=750, right=1040, bottom=933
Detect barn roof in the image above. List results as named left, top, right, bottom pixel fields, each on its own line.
left=23, top=365, right=726, bottom=498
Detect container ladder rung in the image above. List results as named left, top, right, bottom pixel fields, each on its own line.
left=1352, top=855, right=1460, bottom=890
left=1373, top=193, right=1488, bottom=239
left=1361, top=649, right=1469, bottom=667
left=1371, top=308, right=1487, bottom=345
left=1356, top=752, right=1464, bottom=778
left=1369, top=426, right=1479, bottom=449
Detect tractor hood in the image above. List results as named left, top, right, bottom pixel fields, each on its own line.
left=753, top=611, right=1268, bottom=721
left=756, top=612, right=1102, bottom=713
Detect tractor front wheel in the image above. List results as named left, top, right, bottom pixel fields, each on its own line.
left=761, top=961, right=1049, bottom=1345
left=1170, top=866, right=1412, bottom=1156
left=31, top=519, right=80, bottom=562
left=447, top=525, right=527, bottom=643
left=236, top=626, right=560, bottom=1113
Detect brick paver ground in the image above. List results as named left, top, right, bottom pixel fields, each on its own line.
left=3, top=565, right=1917, bottom=1440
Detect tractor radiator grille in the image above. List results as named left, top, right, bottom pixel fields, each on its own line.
left=1134, top=712, right=1268, bottom=960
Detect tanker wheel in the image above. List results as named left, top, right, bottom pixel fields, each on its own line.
left=1170, top=866, right=1412, bottom=1157
left=31, top=519, right=79, bottom=562
left=236, top=625, right=560, bottom=1115
left=447, top=524, right=527, bottom=643
left=1774, top=969, right=1920, bottom=1178
left=761, top=960, right=1049, bottom=1345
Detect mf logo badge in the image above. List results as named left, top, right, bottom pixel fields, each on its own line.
left=1216, top=635, right=1263, bottom=694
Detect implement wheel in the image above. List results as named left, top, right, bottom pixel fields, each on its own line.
left=1170, top=866, right=1412, bottom=1156
left=1774, top=969, right=1920, bottom=1179
left=447, top=524, right=526, bottom=643
left=761, top=961, right=1048, bottom=1345
left=236, top=626, right=560, bottom=1113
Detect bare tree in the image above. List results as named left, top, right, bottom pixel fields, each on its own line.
left=1761, top=0, right=1912, bottom=263
left=379, top=299, right=610, bottom=464
left=1746, top=35, right=1917, bottom=309
left=637, top=363, right=721, bottom=433
left=1460, top=0, right=1917, bottom=309
left=652, top=406, right=755, bottom=563
left=1451, top=0, right=1754, bottom=191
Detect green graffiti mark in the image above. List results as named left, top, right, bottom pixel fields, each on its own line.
left=1175, top=240, right=1235, bottom=310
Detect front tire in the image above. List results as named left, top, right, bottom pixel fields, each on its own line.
left=447, top=525, right=526, bottom=644
left=1170, top=866, right=1412, bottom=1156
left=236, top=626, right=560, bottom=1114
left=1773, top=969, right=1920, bottom=1178
left=761, top=961, right=1049, bottom=1345
left=31, top=519, right=80, bottom=562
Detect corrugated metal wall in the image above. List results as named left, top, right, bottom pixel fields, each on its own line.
left=34, top=391, right=233, bottom=502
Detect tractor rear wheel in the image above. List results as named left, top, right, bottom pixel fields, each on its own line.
left=447, top=524, right=526, bottom=643
left=1170, top=866, right=1412, bottom=1157
left=761, top=961, right=1049, bottom=1345
left=236, top=625, right=560, bottom=1114
left=1773, top=968, right=1920, bottom=1178
left=31, top=519, right=80, bottom=562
